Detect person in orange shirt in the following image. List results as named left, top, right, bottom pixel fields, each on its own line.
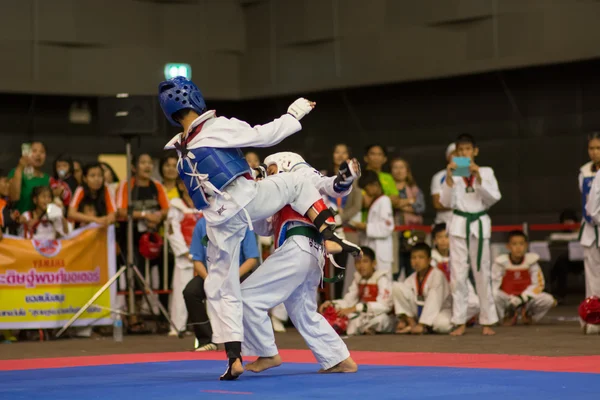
left=68, top=162, right=117, bottom=228
left=116, top=154, right=169, bottom=292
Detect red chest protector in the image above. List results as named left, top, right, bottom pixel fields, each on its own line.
left=180, top=213, right=202, bottom=247
left=357, top=283, right=379, bottom=302
left=436, top=261, right=451, bottom=282
left=272, top=205, right=312, bottom=249
left=501, top=269, right=531, bottom=296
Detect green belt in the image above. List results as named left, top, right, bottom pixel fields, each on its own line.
left=578, top=222, right=599, bottom=247
left=453, top=210, right=487, bottom=271
left=286, top=226, right=322, bottom=244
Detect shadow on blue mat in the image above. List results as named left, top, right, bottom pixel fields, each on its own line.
left=1, top=360, right=598, bottom=400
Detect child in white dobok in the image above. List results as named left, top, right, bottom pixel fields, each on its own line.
left=492, top=230, right=556, bottom=325
left=440, top=133, right=501, bottom=336
left=320, top=246, right=394, bottom=336
left=393, top=243, right=453, bottom=334
left=241, top=152, right=360, bottom=374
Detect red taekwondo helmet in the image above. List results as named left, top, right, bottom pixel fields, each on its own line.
left=139, top=232, right=164, bottom=260
left=578, top=296, right=600, bottom=325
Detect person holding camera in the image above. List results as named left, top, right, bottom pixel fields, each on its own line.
left=8, top=142, right=50, bottom=214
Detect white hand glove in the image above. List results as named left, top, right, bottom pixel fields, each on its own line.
left=287, top=98, right=314, bottom=120
left=509, top=294, right=525, bottom=308
left=46, top=203, right=63, bottom=222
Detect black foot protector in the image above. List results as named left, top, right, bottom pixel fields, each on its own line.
left=220, top=342, right=243, bottom=381
left=321, top=228, right=362, bottom=257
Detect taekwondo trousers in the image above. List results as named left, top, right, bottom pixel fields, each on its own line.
left=240, top=232, right=350, bottom=370
left=204, top=172, right=322, bottom=343
left=494, top=291, right=555, bottom=323
left=392, top=282, right=452, bottom=333
left=450, top=234, right=498, bottom=326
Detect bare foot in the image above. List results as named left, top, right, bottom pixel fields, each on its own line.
left=220, top=358, right=244, bottom=380
left=482, top=326, right=496, bottom=336
left=245, top=354, right=282, bottom=373
left=450, top=324, right=466, bottom=336
left=396, top=326, right=412, bottom=334
left=364, top=328, right=376, bottom=335
left=319, top=357, right=358, bottom=373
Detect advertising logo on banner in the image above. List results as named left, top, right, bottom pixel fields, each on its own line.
left=0, top=225, right=116, bottom=329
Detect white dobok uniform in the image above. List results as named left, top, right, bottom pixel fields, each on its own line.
left=581, top=165, right=600, bottom=334
left=440, top=167, right=501, bottom=326
left=358, top=195, right=395, bottom=274
left=166, top=198, right=202, bottom=332
left=491, top=253, right=556, bottom=323
left=332, top=270, right=394, bottom=335
left=393, top=267, right=453, bottom=333
left=241, top=166, right=351, bottom=369
left=431, top=249, right=479, bottom=321
left=165, top=111, right=323, bottom=343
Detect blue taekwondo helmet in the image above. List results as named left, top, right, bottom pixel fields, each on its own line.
left=158, top=76, right=207, bottom=127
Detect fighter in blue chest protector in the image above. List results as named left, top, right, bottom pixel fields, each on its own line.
left=159, top=76, right=361, bottom=380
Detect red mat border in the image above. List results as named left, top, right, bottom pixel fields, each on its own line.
left=1, top=350, right=599, bottom=374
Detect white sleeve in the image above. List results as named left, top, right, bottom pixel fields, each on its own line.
left=586, top=171, right=600, bottom=224
left=418, top=271, right=448, bottom=326
left=200, top=114, right=302, bottom=148
left=474, top=168, right=501, bottom=208
left=439, top=178, right=453, bottom=208
left=298, top=167, right=352, bottom=198
left=523, top=263, right=546, bottom=298
left=366, top=274, right=393, bottom=315
left=365, top=197, right=394, bottom=239
left=430, top=171, right=442, bottom=196
left=334, top=277, right=360, bottom=309
left=167, top=208, right=189, bottom=257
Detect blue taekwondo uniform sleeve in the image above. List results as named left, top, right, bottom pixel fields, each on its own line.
left=239, top=228, right=260, bottom=265
left=189, top=218, right=208, bottom=264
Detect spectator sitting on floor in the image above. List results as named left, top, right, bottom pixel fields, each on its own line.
left=492, top=230, right=556, bottom=326
left=319, top=246, right=394, bottom=336
left=393, top=243, right=453, bottom=334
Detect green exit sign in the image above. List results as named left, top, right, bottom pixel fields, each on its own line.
left=164, top=63, right=192, bottom=80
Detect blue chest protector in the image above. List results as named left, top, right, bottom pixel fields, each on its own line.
left=178, top=147, right=251, bottom=210
left=582, top=176, right=594, bottom=224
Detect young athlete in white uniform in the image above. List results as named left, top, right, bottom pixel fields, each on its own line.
left=322, top=246, right=394, bottom=336
left=241, top=152, right=359, bottom=374
left=579, top=132, right=600, bottom=334
left=431, top=223, right=479, bottom=323
left=394, top=243, right=453, bottom=334
left=350, top=170, right=395, bottom=274
left=159, top=77, right=361, bottom=380
left=492, top=230, right=556, bottom=325
left=440, top=133, right=501, bottom=336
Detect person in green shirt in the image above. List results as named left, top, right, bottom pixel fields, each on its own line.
left=8, top=141, right=50, bottom=213
left=363, top=144, right=399, bottom=197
